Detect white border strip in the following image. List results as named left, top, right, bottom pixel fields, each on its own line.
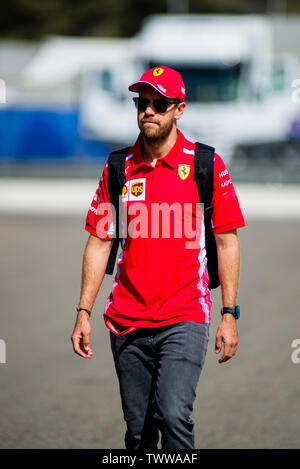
left=0, top=179, right=300, bottom=219
left=0, top=179, right=96, bottom=215
left=235, top=183, right=300, bottom=220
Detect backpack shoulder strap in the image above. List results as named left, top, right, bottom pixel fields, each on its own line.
left=194, top=142, right=215, bottom=209
left=194, top=142, right=220, bottom=289
left=107, top=147, right=129, bottom=207
left=106, top=147, right=129, bottom=275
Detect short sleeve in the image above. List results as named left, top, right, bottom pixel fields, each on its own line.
left=211, top=153, right=245, bottom=234
left=85, top=161, right=116, bottom=240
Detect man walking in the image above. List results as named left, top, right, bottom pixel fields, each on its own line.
left=71, top=66, right=245, bottom=449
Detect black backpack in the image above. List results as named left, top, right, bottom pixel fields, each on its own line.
left=105, top=142, right=219, bottom=290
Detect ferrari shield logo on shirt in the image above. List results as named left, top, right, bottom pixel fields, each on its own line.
left=178, top=164, right=190, bottom=180
left=129, top=178, right=146, bottom=201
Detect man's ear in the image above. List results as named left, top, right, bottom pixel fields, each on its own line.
left=174, top=102, right=186, bottom=121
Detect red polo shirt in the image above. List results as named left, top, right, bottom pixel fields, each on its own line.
left=85, top=130, right=245, bottom=334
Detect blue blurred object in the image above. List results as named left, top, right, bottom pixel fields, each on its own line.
left=289, top=116, right=300, bottom=141
left=0, top=107, right=113, bottom=161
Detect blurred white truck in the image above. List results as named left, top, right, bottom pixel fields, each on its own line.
left=79, top=14, right=300, bottom=165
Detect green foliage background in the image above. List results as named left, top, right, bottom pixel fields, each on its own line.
left=1, top=0, right=300, bottom=39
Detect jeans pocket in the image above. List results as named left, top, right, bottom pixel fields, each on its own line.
left=181, top=321, right=210, bottom=366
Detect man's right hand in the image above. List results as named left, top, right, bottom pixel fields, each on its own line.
left=71, top=310, right=93, bottom=359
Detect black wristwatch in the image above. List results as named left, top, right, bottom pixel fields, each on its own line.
left=221, top=305, right=240, bottom=320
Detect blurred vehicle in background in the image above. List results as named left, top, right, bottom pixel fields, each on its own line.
left=1, top=13, right=300, bottom=173
left=0, top=37, right=132, bottom=163
left=79, top=14, right=300, bottom=166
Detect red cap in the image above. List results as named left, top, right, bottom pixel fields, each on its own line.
left=128, top=66, right=186, bottom=102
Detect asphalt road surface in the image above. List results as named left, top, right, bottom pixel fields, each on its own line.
left=0, top=215, right=299, bottom=449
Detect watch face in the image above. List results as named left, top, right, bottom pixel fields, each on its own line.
left=235, top=305, right=240, bottom=319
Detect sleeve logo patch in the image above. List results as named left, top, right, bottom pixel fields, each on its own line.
left=178, top=164, right=190, bottom=180
left=122, top=181, right=129, bottom=202
left=122, top=185, right=128, bottom=197
left=153, top=67, right=164, bottom=76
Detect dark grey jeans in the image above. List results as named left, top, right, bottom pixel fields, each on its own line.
left=109, top=320, right=210, bottom=449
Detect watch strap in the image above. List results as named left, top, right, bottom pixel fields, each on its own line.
left=221, top=305, right=240, bottom=319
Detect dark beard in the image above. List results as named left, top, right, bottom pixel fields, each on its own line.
left=140, top=118, right=174, bottom=145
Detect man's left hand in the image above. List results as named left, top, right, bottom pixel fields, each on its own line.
left=215, top=314, right=238, bottom=364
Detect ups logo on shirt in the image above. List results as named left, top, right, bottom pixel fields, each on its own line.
left=128, top=178, right=146, bottom=201
left=131, top=182, right=144, bottom=197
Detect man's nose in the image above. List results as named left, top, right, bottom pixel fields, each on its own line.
left=144, top=102, right=155, bottom=115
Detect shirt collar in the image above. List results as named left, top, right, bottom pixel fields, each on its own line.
left=131, top=129, right=186, bottom=171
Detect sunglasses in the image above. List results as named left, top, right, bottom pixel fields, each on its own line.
left=133, top=96, right=180, bottom=113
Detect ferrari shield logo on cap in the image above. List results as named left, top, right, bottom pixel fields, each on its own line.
left=153, top=67, right=164, bottom=76
left=178, top=164, right=190, bottom=180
